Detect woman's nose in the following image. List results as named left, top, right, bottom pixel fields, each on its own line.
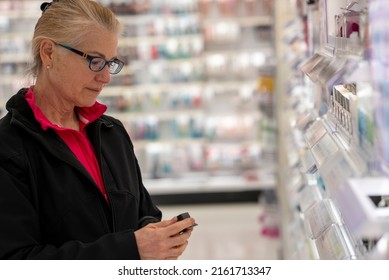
left=96, top=65, right=111, bottom=84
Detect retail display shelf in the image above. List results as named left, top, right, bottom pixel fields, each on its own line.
left=129, top=56, right=201, bottom=66
left=109, top=109, right=206, bottom=121
left=119, top=34, right=202, bottom=46
left=0, top=74, right=26, bottom=86
left=201, top=15, right=273, bottom=26
left=203, top=47, right=273, bottom=56
left=0, top=11, right=40, bottom=19
left=276, top=0, right=389, bottom=260
left=0, top=53, right=31, bottom=64
left=101, top=83, right=203, bottom=94
left=0, top=32, right=33, bottom=40
left=145, top=175, right=275, bottom=195
left=132, top=138, right=207, bottom=149
left=100, top=80, right=258, bottom=95
left=0, top=0, right=277, bottom=201
left=132, top=138, right=262, bottom=148
left=117, top=13, right=273, bottom=28
left=117, top=13, right=201, bottom=24
left=120, top=49, right=273, bottom=67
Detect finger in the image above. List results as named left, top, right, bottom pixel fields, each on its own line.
left=165, top=241, right=189, bottom=259
left=165, top=218, right=196, bottom=236
left=170, top=216, right=178, bottom=222
left=169, top=230, right=192, bottom=248
left=180, top=222, right=197, bottom=233
left=176, top=218, right=197, bottom=235
left=152, top=218, right=176, bottom=229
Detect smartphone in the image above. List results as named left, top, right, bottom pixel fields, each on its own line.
left=177, top=212, right=198, bottom=234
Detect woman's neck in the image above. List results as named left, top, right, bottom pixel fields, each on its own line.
left=32, top=85, right=80, bottom=131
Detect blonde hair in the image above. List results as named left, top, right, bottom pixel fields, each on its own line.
left=29, top=0, right=122, bottom=77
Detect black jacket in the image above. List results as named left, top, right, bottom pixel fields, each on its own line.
left=0, top=88, right=162, bottom=259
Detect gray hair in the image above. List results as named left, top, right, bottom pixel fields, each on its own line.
left=28, top=0, right=122, bottom=78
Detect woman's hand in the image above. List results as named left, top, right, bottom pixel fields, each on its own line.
left=134, top=216, right=196, bottom=260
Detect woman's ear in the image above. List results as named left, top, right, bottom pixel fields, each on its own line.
left=40, top=39, right=56, bottom=68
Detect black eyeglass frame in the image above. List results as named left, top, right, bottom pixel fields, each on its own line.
left=57, top=43, right=124, bottom=74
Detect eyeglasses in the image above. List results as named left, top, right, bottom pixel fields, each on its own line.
left=57, top=43, right=124, bottom=75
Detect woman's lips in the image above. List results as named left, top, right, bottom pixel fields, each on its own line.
left=87, top=87, right=102, bottom=93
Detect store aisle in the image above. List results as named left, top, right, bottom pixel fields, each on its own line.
left=159, top=202, right=281, bottom=260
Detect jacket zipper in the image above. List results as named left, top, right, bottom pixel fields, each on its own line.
left=94, top=120, right=117, bottom=232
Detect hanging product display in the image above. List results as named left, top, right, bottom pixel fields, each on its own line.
left=276, top=0, right=389, bottom=260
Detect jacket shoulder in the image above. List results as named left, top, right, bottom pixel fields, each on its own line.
left=0, top=114, right=24, bottom=163
left=100, top=114, right=124, bottom=127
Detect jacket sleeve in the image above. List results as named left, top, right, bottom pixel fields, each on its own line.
left=134, top=156, right=162, bottom=228
left=0, top=167, right=140, bottom=260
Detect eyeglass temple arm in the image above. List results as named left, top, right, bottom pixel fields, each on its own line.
left=58, top=44, right=88, bottom=59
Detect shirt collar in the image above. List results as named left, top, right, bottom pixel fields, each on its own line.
left=25, top=86, right=107, bottom=131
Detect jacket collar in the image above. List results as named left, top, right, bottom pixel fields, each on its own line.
left=6, top=88, right=113, bottom=131
left=5, top=88, right=113, bottom=190
left=24, top=87, right=107, bottom=132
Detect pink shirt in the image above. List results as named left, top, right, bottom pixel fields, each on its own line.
left=25, top=87, right=109, bottom=202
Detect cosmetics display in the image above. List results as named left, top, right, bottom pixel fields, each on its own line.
left=276, top=0, right=389, bottom=260
left=96, top=0, right=276, bottom=193
left=369, top=0, right=389, bottom=174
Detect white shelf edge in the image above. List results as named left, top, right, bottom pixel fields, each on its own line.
left=146, top=176, right=275, bottom=195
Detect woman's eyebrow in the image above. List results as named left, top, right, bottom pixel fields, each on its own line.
left=88, top=50, right=118, bottom=60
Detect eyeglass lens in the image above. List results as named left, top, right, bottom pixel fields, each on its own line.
left=89, top=57, right=122, bottom=74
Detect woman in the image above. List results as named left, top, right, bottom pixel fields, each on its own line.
left=0, top=0, right=195, bottom=260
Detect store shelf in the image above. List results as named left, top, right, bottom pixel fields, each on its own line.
left=117, top=13, right=201, bottom=25
left=201, top=15, right=273, bottom=26
left=119, top=34, right=202, bottom=46
left=100, top=80, right=258, bottom=95
left=0, top=74, right=25, bottom=86
left=0, top=53, right=31, bottom=64
left=109, top=109, right=204, bottom=119
left=276, top=0, right=389, bottom=260
left=0, top=10, right=40, bottom=19
left=145, top=175, right=275, bottom=195
left=0, top=0, right=277, bottom=199
left=100, top=0, right=277, bottom=197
